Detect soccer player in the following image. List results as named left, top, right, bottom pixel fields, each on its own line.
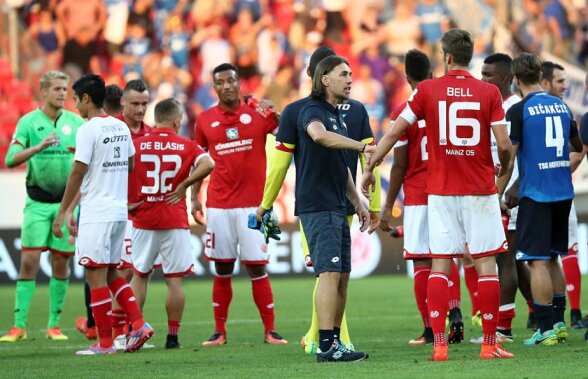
left=540, top=61, right=585, bottom=329
left=130, top=98, right=214, bottom=349
left=363, top=28, right=513, bottom=361
left=52, top=74, right=153, bottom=355
left=296, top=55, right=372, bottom=362
left=1, top=70, right=84, bottom=342
left=194, top=63, right=287, bottom=346
left=256, top=46, right=382, bottom=354
left=76, top=82, right=123, bottom=341
left=578, top=73, right=588, bottom=341
left=502, top=53, right=582, bottom=346
left=380, top=49, right=464, bottom=345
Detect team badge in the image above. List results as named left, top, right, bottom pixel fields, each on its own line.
left=61, top=125, right=72, bottom=135
left=226, top=128, right=239, bottom=140
left=240, top=113, right=252, bottom=125
left=211, top=121, right=220, bottom=128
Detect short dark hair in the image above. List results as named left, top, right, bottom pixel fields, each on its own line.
left=104, top=84, right=123, bottom=113
left=405, top=49, right=431, bottom=82
left=123, top=79, right=148, bottom=94
left=154, top=98, right=182, bottom=123
left=309, top=46, right=336, bottom=77
left=512, top=52, right=542, bottom=85
left=441, top=28, right=474, bottom=66
left=483, top=53, right=512, bottom=69
left=541, top=61, right=565, bottom=82
left=311, top=55, right=349, bottom=100
left=213, top=63, right=239, bottom=78
left=72, top=74, right=105, bottom=107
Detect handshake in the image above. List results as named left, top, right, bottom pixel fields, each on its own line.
left=248, top=208, right=282, bottom=244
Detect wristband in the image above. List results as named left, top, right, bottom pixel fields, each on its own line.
left=361, top=143, right=367, bottom=153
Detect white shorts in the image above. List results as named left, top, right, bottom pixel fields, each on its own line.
left=569, top=201, right=578, bottom=252
left=119, top=221, right=162, bottom=269
left=403, top=205, right=430, bottom=259
left=132, top=228, right=194, bottom=277
left=205, top=207, right=269, bottom=264
left=428, top=195, right=508, bottom=257
left=77, top=221, right=126, bottom=268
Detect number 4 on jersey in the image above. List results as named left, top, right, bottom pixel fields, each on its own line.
left=545, top=116, right=564, bottom=157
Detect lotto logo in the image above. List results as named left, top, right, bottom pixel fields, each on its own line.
left=430, top=311, right=440, bottom=318
left=567, top=284, right=575, bottom=292
left=483, top=313, right=494, bottom=320
left=516, top=252, right=524, bottom=260
left=79, top=257, right=90, bottom=265
left=129, top=296, right=136, bottom=302
left=331, top=257, right=340, bottom=263
left=448, top=280, right=454, bottom=287
left=332, top=351, right=344, bottom=359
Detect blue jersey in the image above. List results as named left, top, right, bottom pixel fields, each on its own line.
left=277, top=97, right=372, bottom=215
left=508, top=91, right=578, bottom=202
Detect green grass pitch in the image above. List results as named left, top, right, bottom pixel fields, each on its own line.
left=0, top=275, right=587, bottom=378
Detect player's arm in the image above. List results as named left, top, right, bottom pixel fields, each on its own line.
left=359, top=137, right=382, bottom=210
left=492, top=122, right=512, bottom=178
left=568, top=120, right=582, bottom=153
left=5, top=127, right=59, bottom=168
left=380, top=144, right=408, bottom=232
left=53, top=161, right=88, bottom=238
left=167, top=155, right=215, bottom=205
left=345, top=168, right=369, bottom=233
left=306, top=120, right=371, bottom=152
left=256, top=142, right=294, bottom=221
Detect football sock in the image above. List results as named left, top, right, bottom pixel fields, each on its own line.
left=497, top=303, right=516, bottom=332
left=14, top=280, right=35, bottom=329
left=111, top=309, right=127, bottom=337
left=251, top=274, right=275, bottom=334
left=427, top=272, right=449, bottom=346
left=48, top=277, right=68, bottom=328
left=213, top=274, right=232, bottom=335
left=533, top=302, right=554, bottom=334
left=553, top=294, right=566, bottom=324
left=463, top=264, right=478, bottom=315
left=339, top=313, right=351, bottom=346
left=90, top=287, right=113, bottom=348
left=108, top=277, right=144, bottom=331
left=477, top=275, right=500, bottom=346
left=562, top=252, right=581, bottom=311
left=448, top=261, right=461, bottom=309
left=334, top=326, right=341, bottom=342
left=306, top=278, right=320, bottom=343
left=84, top=281, right=95, bottom=328
left=527, top=299, right=534, bottom=314
left=319, top=329, right=334, bottom=352
left=413, top=266, right=431, bottom=328
left=168, top=320, right=180, bottom=336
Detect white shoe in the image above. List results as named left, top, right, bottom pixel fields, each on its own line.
left=469, top=335, right=484, bottom=344
left=143, top=343, right=155, bottom=349
left=113, top=334, right=127, bottom=350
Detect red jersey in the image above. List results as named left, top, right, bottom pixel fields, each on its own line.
left=399, top=70, right=505, bottom=195
left=195, top=101, right=278, bottom=208
left=391, top=103, right=428, bottom=205
left=132, top=128, right=208, bottom=229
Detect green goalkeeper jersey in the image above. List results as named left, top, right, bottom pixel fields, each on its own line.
left=5, top=108, right=84, bottom=202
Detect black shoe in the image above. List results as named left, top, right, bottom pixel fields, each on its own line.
left=571, top=309, right=584, bottom=329
left=408, top=327, right=434, bottom=346
left=316, top=340, right=368, bottom=363
left=165, top=334, right=182, bottom=349
left=448, top=307, right=464, bottom=344
left=527, top=312, right=538, bottom=330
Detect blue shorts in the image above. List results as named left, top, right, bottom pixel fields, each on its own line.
left=515, top=197, right=572, bottom=261
left=299, top=211, right=351, bottom=276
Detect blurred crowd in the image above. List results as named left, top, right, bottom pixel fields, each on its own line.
left=0, top=0, right=587, bottom=167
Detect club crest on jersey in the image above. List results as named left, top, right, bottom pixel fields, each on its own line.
left=226, top=127, right=239, bottom=140
left=61, top=125, right=72, bottom=135
left=239, top=113, right=252, bottom=125
left=211, top=121, right=220, bottom=128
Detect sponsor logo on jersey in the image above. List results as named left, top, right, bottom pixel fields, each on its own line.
left=226, top=128, right=239, bottom=140
left=211, top=121, right=220, bottom=128
left=103, top=135, right=129, bottom=144
left=239, top=113, right=252, bottom=125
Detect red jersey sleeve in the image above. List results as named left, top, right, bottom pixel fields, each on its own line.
left=489, top=86, right=506, bottom=125
left=264, top=115, right=279, bottom=135
left=194, top=118, right=208, bottom=150
left=190, top=141, right=209, bottom=166
left=390, top=103, right=408, bottom=145
left=403, top=82, right=427, bottom=123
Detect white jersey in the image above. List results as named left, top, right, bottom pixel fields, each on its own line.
left=491, top=94, right=521, bottom=191
left=75, top=115, right=135, bottom=224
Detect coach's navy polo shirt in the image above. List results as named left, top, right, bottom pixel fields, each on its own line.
left=295, top=98, right=350, bottom=215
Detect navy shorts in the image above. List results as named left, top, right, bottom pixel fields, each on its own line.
left=299, top=211, right=351, bottom=276
left=515, top=197, right=572, bottom=261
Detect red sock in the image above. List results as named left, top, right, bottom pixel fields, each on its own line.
left=213, top=275, right=232, bottom=335
left=428, top=272, right=449, bottom=346
left=413, top=266, right=431, bottom=328
left=252, top=274, right=275, bottom=334
left=111, top=309, right=127, bottom=337
left=562, top=250, right=582, bottom=311
left=108, top=277, right=144, bottom=331
left=90, top=287, right=113, bottom=348
left=448, top=260, right=461, bottom=309
left=463, top=264, right=478, bottom=315
left=478, top=275, right=500, bottom=346
left=168, top=320, right=180, bottom=336
left=498, top=304, right=516, bottom=331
